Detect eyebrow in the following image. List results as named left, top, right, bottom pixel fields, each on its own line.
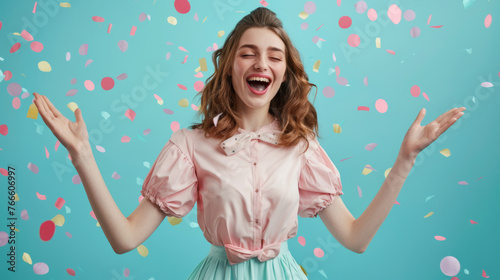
left=238, top=44, right=284, bottom=54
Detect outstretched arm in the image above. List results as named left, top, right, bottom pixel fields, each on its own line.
left=319, top=107, right=466, bottom=253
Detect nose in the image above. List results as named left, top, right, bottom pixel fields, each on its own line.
left=254, top=56, right=268, bottom=71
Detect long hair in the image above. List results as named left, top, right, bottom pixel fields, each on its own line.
left=189, top=7, right=319, bottom=155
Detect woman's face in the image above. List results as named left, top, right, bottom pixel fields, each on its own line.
left=231, top=27, right=287, bottom=114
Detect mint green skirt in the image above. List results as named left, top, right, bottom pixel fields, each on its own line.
left=187, top=240, right=308, bottom=279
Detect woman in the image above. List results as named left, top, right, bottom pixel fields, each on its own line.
left=33, top=7, right=465, bottom=280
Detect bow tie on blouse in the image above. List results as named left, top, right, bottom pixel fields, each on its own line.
left=220, top=130, right=281, bottom=156
left=224, top=242, right=282, bottom=265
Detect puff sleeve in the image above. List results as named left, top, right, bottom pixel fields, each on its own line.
left=140, top=129, right=198, bottom=218
left=298, top=137, right=344, bottom=218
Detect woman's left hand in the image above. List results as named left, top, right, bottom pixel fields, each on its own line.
left=400, top=107, right=466, bottom=160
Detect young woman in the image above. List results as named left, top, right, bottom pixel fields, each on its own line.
left=33, top=7, right=465, bottom=280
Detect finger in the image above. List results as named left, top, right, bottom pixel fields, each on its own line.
left=35, top=93, right=55, bottom=120
left=434, top=107, right=463, bottom=125
left=75, top=108, right=83, bottom=124
left=435, top=111, right=464, bottom=136
left=42, top=94, right=62, bottom=118
left=412, top=108, right=426, bottom=126
left=34, top=93, right=53, bottom=120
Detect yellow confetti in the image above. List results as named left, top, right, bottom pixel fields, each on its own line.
left=362, top=164, right=374, bottom=175
left=424, top=212, right=434, bottom=218
left=96, top=221, right=100, bottom=227
left=13, top=32, right=21, bottom=36
left=14, top=193, right=19, bottom=201
left=195, top=66, right=201, bottom=72
left=312, top=60, right=321, bottom=73
left=199, top=57, right=208, bottom=72
left=218, top=30, right=225, bottom=38
left=51, top=214, right=65, bottom=226
left=137, top=244, right=149, bottom=257
left=27, top=104, right=39, bottom=119
left=299, top=11, right=309, bottom=19
left=167, top=16, right=177, bottom=25
left=333, top=124, right=342, bottom=133
left=179, top=98, right=189, bottom=108
left=67, top=102, right=78, bottom=112
left=202, top=17, right=207, bottom=23
left=384, top=168, right=392, bottom=178
left=22, top=252, right=32, bottom=265
left=38, top=61, right=52, bottom=72
left=376, top=37, right=381, bottom=48
left=167, top=216, right=182, bottom=226
left=60, top=2, right=71, bottom=7
left=440, top=148, right=451, bottom=157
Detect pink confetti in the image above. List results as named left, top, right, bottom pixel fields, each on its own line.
left=33, top=2, right=37, bottom=13
left=339, top=16, right=352, bottom=29
left=45, top=146, right=49, bottom=158
left=435, top=236, right=446, bottom=241
left=7, top=82, right=22, bottom=96
left=337, top=0, right=341, bottom=7
left=112, top=172, right=121, bottom=179
left=40, top=220, right=55, bottom=241
left=394, top=200, right=400, bottom=205
left=90, top=210, right=97, bottom=220
left=410, top=85, right=420, bottom=97
left=386, top=49, right=396, bottom=55
left=117, top=40, right=128, bottom=52
left=336, top=77, right=348, bottom=86
left=301, top=22, right=309, bottom=30
left=130, top=26, right=137, bottom=36
left=194, top=80, right=204, bottom=92
left=66, top=89, right=78, bottom=97
left=124, top=268, right=130, bottom=277
left=153, top=94, right=163, bottom=103
left=179, top=46, right=189, bottom=52
left=0, top=232, right=7, bottom=246
left=143, top=128, right=151, bottom=135
left=410, top=26, right=421, bottom=38
left=363, top=76, right=368, bottom=86
left=79, top=43, right=88, bottom=55
left=55, top=197, right=65, bottom=210
left=322, top=86, right=335, bottom=98
left=67, top=268, right=76, bottom=276
left=367, top=8, right=377, bottom=21
left=13, top=97, right=20, bottom=109
left=66, top=52, right=71, bottom=61
left=72, top=174, right=81, bottom=184
left=96, top=145, right=105, bottom=153
left=355, top=1, right=367, bottom=14
left=171, top=121, right=180, bottom=132
left=107, top=23, right=112, bottom=33
left=357, top=185, right=362, bottom=197
left=313, top=248, right=325, bottom=258
left=30, top=41, right=44, bottom=52
left=166, top=52, right=171, bottom=60
left=304, top=1, right=316, bottom=14
left=28, top=162, right=39, bottom=174
left=430, top=25, right=443, bottom=28
left=85, top=59, right=93, bottom=67
left=92, top=16, right=104, bottom=22
left=163, top=108, right=174, bottom=115
left=0, top=168, right=8, bottom=176
left=298, top=236, right=306, bottom=246
left=365, top=143, right=377, bottom=151
left=335, top=66, right=340, bottom=77
left=84, top=80, right=95, bottom=91
left=116, top=73, right=128, bottom=80
left=139, top=13, right=147, bottom=22
left=427, top=14, right=432, bottom=25
left=387, top=4, right=402, bottom=24
left=470, top=220, right=478, bottom=224
left=458, top=181, right=468, bottom=185
left=177, top=84, right=187, bottom=90
left=3, top=70, right=12, bottom=80
left=194, top=72, right=203, bottom=78
left=101, top=77, right=115, bottom=90
left=440, top=256, right=460, bottom=276
left=181, top=55, right=188, bottom=64
left=121, top=135, right=130, bottom=143
left=55, top=140, right=60, bottom=151
left=174, top=0, right=191, bottom=14
left=332, top=52, right=337, bottom=62
left=65, top=232, right=72, bottom=238
left=357, top=106, right=369, bottom=111
left=125, top=109, right=136, bottom=121
left=481, top=82, right=493, bottom=88
left=484, top=14, right=492, bottom=28
left=33, top=262, right=49, bottom=275
left=10, top=42, right=21, bottom=53
left=194, top=12, right=199, bottom=21
left=36, top=192, right=46, bottom=200
left=347, top=34, right=360, bottom=47
left=404, top=10, right=416, bottom=21
left=482, top=270, right=490, bottom=278
left=21, top=30, right=34, bottom=41
left=21, top=209, right=29, bottom=220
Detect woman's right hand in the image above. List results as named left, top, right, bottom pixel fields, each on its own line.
left=33, top=92, right=90, bottom=155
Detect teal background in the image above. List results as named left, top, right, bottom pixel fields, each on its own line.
left=1, top=0, right=499, bottom=279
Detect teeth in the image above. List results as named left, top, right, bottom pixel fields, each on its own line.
left=247, top=77, right=270, bottom=83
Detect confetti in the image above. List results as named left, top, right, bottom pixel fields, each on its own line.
left=84, top=80, right=95, bottom=91
left=312, top=60, right=321, bottom=72
left=21, top=30, right=34, bottom=41
left=27, top=104, right=39, bottom=119
left=481, top=82, right=493, bottom=87
left=33, top=262, right=49, bottom=275
left=55, top=198, right=65, bottom=210
left=386, top=49, right=395, bottom=55
left=33, top=2, right=37, bottom=13
left=38, top=61, right=52, bottom=72
left=362, top=165, right=374, bottom=175
left=363, top=76, right=368, bottom=86
left=101, top=77, right=115, bottom=90
left=440, top=256, right=460, bottom=276
left=260, top=0, right=268, bottom=7
left=116, top=73, right=128, bottom=80
left=166, top=52, right=171, bottom=60
left=410, top=27, right=421, bottom=38
left=375, top=37, right=381, bottom=48
left=177, top=84, right=187, bottom=90
left=179, top=98, right=189, bottom=107
left=355, top=1, right=367, bottom=13
left=218, top=30, right=225, bottom=37
left=79, top=43, right=88, bottom=55
left=357, top=185, right=362, bottom=197
left=60, top=2, right=71, bottom=7
left=170, top=121, right=180, bottom=132
left=28, top=162, right=39, bottom=174
left=90, top=210, right=97, bottom=220
left=20, top=209, right=29, bottom=220
left=313, top=248, right=324, bottom=258
left=125, top=109, right=136, bottom=121
left=336, top=77, right=348, bottom=86
left=66, top=89, right=78, bottom=96
left=112, top=172, right=121, bottom=179
left=137, top=245, right=149, bottom=257
left=72, top=174, right=81, bottom=184
left=22, top=252, right=32, bottom=264
left=144, top=128, right=151, bottom=135
left=338, top=16, right=352, bottom=29
left=44, top=146, right=49, bottom=158
left=167, top=16, right=177, bottom=25
left=194, top=80, right=204, bottom=92
left=430, top=25, right=444, bottom=28
left=347, top=34, right=360, bottom=47
left=410, top=85, right=420, bottom=97
left=440, top=148, right=450, bottom=157
left=357, top=106, right=369, bottom=111
left=181, top=55, right=188, bottom=64
left=40, top=220, right=56, bottom=241
left=66, top=51, right=71, bottom=61
left=434, top=235, right=446, bottom=241
left=367, top=9, right=377, bottom=21
left=365, top=143, right=377, bottom=151
left=30, top=41, right=43, bottom=52
left=484, top=14, right=492, bottom=28
left=92, top=16, right=104, bottom=22
left=470, top=219, right=478, bottom=224
left=463, top=0, right=476, bottom=9
left=404, top=10, right=416, bottom=21
left=130, top=26, right=137, bottom=36
left=96, top=145, right=106, bottom=153
left=299, top=11, right=309, bottom=20
left=139, top=13, right=147, bottom=22
left=298, top=236, right=306, bottom=246
left=107, top=23, right=112, bottom=33
left=7, top=82, right=22, bottom=96
left=121, top=136, right=130, bottom=143
left=322, top=86, right=335, bottom=98
left=424, top=212, right=434, bottom=218
left=67, top=268, right=76, bottom=276
left=117, top=40, right=128, bottom=52
left=153, top=94, right=163, bottom=105
left=387, top=4, right=402, bottom=24
left=301, top=22, right=309, bottom=30
left=458, top=181, right=468, bottom=185
left=174, top=0, right=191, bottom=14
left=333, top=124, right=341, bottom=133
left=51, top=214, right=65, bottom=226
left=304, top=1, right=316, bottom=14
left=199, top=57, right=208, bottom=71
left=10, top=42, right=21, bottom=53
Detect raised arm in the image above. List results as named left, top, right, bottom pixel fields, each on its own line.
left=33, top=92, right=167, bottom=254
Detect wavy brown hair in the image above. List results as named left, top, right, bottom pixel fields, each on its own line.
left=189, top=7, right=320, bottom=155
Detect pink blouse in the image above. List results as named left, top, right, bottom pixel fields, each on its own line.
left=140, top=117, right=344, bottom=265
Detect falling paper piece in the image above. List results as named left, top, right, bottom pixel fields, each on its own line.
left=213, top=113, right=222, bottom=127
left=336, top=77, right=348, bottom=86
left=179, top=98, right=189, bottom=107
left=338, top=16, right=352, bottom=29
left=463, top=0, right=476, bottom=9
left=92, top=16, right=104, bottom=22
left=355, top=1, right=367, bottom=13
left=174, top=0, right=191, bottom=14
left=137, top=244, right=149, bottom=257
left=66, top=89, right=78, bottom=97
left=112, top=172, right=121, bottom=179
left=347, top=34, right=360, bottom=47
left=199, top=57, right=208, bottom=71
left=130, top=26, right=137, bottom=36
left=362, top=165, right=374, bottom=175
left=367, top=9, right=377, bottom=21
left=313, top=60, right=321, bottom=72
left=55, top=197, right=65, bottom=210
left=375, top=99, right=388, bottom=113
left=10, top=42, right=21, bottom=53
left=375, top=37, right=381, bottom=48
left=484, top=14, right=492, bottom=28
left=440, top=256, right=460, bottom=277
left=72, top=174, right=81, bottom=184
left=304, top=1, right=316, bottom=14
left=481, top=82, right=493, bottom=88
left=21, top=30, right=34, bottom=41
left=333, top=124, right=341, bottom=133
left=124, top=268, right=130, bottom=277
left=79, top=43, right=88, bottom=55
left=435, top=235, right=446, bottom=241
left=410, top=26, right=421, bottom=38
left=40, top=220, right=56, bottom=241
left=440, top=148, right=451, bottom=157
left=21, top=209, right=29, bottom=220
left=38, top=61, right=52, bottom=72
left=154, top=94, right=163, bottom=105
left=404, top=10, right=416, bottom=21
left=298, top=236, right=306, bottom=246
left=322, top=86, right=335, bottom=98
left=143, top=128, right=151, bottom=135
left=0, top=124, right=8, bottom=136
left=31, top=41, right=43, bottom=52
left=170, top=121, right=180, bottom=132
left=166, top=52, right=171, bottom=60
left=357, top=106, right=369, bottom=111
left=410, top=85, right=420, bottom=97
left=22, top=252, right=32, bottom=264
left=386, top=49, right=395, bottom=55
left=125, top=109, right=136, bottom=121
left=33, top=262, right=49, bottom=275
left=84, top=80, right=95, bottom=91
left=8, top=82, right=22, bottom=96
left=66, top=52, right=71, bottom=61
left=117, top=40, right=128, bottom=52
left=107, top=23, right=112, bottom=33
left=313, top=248, right=324, bottom=258
left=218, top=30, right=225, bottom=37
left=167, top=216, right=182, bottom=225
left=181, top=55, right=188, bottom=64
left=194, top=81, right=204, bottom=92
left=101, top=77, right=115, bottom=90
left=67, top=268, right=76, bottom=276
left=116, top=73, right=128, bottom=80
left=424, top=212, right=434, bottom=218
left=51, top=214, right=65, bottom=226
left=194, top=12, right=199, bottom=21
left=365, top=143, right=377, bottom=151
left=121, top=136, right=130, bottom=143
left=430, top=25, right=444, bottom=28
left=482, top=270, right=490, bottom=278
left=85, top=59, right=93, bottom=67
left=177, top=84, right=187, bottom=90
left=28, top=162, right=39, bottom=174
left=96, top=145, right=105, bottom=153
left=36, top=192, right=46, bottom=200
left=167, top=16, right=177, bottom=25
left=387, top=4, right=402, bottom=24
left=357, top=185, right=362, bottom=197
left=139, top=12, right=147, bottom=22
left=458, top=181, right=468, bottom=185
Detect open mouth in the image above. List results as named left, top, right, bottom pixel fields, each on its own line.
left=246, top=77, right=271, bottom=92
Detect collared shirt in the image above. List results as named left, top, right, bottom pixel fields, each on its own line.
left=140, top=117, right=344, bottom=265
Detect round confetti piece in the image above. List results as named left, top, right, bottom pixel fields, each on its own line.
left=67, top=268, right=76, bottom=276
left=10, top=42, right=21, bottom=53
left=312, top=35, right=320, bottom=44
left=167, top=16, right=177, bottom=25
left=101, top=77, right=115, bottom=90
left=40, top=220, right=56, bottom=241
left=21, top=209, right=29, bottom=220
left=339, top=16, right=352, bottom=29
left=84, top=80, right=95, bottom=91
left=300, top=22, right=309, bottom=30
left=144, top=128, right=151, bottom=135
left=375, top=99, right=388, bottom=113
left=96, top=145, right=106, bottom=153
left=66, top=89, right=78, bottom=97
left=79, top=43, right=88, bottom=55
left=38, top=61, right=52, bottom=72
left=7, top=82, right=22, bottom=96
left=139, top=12, right=147, bottom=22
left=0, top=21, right=2, bottom=31
left=440, top=256, right=460, bottom=276
left=410, top=26, right=421, bottom=38
left=218, top=30, right=225, bottom=37
left=117, top=40, right=128, bottom=52
left=4, top=70, right=12, bottom=81
left=66, top=51, right=71, bottom=61
left=404, top=9, right=416, bottom=21
left=355, top=1, right=367, bottom=13
left=0, top=168, right=8, bottom=176
left=410, top=85, right=420, bottom=97
left=336, top=76, right=348, bottom=86
left=174, top=0, right=191, bottom=14
left=171, top=121, right=180, bottom=132
left=367, top=8, right=377, bottom=21
left=13, top=97, right=20, bottom=109
left=298, top=236, right=306, bottom=246
left=121, top=136, right=130, bottom=143
left=72, top=174, right=81, bottom=184
left=304, top=1, right=316, bottom=14
left=347, top=34, right=360, bottom=47
left=0, top=231, right=8, bottom=246
left=30, top=41, right=43, bottom=52
left=322, top=86, right=335, bottom=98
left=194, top=80, right=204, bottom=92
left=179, top=98, right=189, bottom=107
left=92, top=16, right=104, bottom=22
left=70, top=78, right=77, bottom=84
left=33, top=262, right=49, bottom=275
left=313, top=248, right=324, bottom=258
left=387, top=4, right=402, bottom=24
left=28, top=162, right=39, bottom=173
left=137, top=244, right=149, bottom=257
left=124, top=268, right=130, bottom=277
left=484, top=14, right=492, bottom=28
